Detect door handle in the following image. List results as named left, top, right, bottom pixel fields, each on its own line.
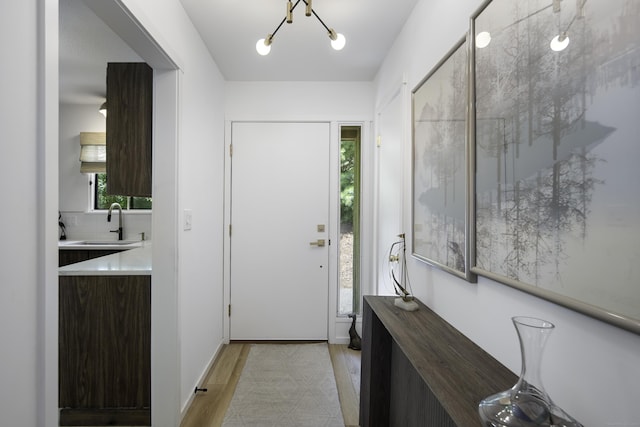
left=309, top=239, right=326, bottom=247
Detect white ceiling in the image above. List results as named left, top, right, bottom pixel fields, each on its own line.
left=180, top=0, right=420, bottom=81
left=59, top=0, right=419, bottom=104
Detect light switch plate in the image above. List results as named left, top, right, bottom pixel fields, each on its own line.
left=184, top=209, right=192, bottom=231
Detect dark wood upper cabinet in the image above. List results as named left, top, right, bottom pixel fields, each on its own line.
left=106, top=62, right=153, bottom=197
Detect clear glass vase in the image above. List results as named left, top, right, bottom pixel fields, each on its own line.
left=478, top=316, right=583, bottom=427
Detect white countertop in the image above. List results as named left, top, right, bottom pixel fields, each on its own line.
left=58, top=242, right=152, bottom=276
left=58, top=240, right=144, bottom=250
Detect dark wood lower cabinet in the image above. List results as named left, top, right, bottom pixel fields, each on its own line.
left=58, top=408, right=150, bottom=426
left=360, top=296, right=518, bottom=427
left=59, top=275, right=151, bottom=426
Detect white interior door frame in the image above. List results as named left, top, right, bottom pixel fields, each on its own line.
left=374, top=77, right=408, bottom=297
left=52, top=2, right=184, bottom=425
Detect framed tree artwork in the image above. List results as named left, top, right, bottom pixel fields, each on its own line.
left=412, top=36, right=476, bottom=282
left=470, top=0, right=640, bottom=334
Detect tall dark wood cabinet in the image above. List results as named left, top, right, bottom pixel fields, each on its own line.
left=106, top=62, right=153, bottom=197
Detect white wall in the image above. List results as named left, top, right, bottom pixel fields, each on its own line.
left=374, top=0, right=640, bottom=425
left=59, top=104, right=103, bottom=210
left=226, top=81, right=374, bottom=119
left=118, top=0, right=227, bottom=417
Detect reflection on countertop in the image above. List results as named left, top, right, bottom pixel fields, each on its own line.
left=58, top=242, right=151, bottom=276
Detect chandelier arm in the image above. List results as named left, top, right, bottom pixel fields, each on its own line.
left=270, top=0, right=302, bottom=37
left=562, top=7, right=582, bottom=35
left=301, top=0, right=331, bottom=33
left=270, top=17, right=288, bottom=38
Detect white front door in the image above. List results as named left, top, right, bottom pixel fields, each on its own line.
left=230, top=122, right=330, bottom=340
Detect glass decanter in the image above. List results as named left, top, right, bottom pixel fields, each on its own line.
left=478, top=316, right=583, bottom=427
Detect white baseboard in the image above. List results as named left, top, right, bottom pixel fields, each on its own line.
left=179, top=340, right=226, bottom=419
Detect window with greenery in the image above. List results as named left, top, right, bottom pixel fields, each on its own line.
left=338, top=126, right=361, bottom=316
left=93, top=173, right=152, bottom=210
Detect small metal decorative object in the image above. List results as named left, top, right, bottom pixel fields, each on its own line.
left=347, top=313, right=361, bottom=351
left=59, top=211, right=67, bottom=240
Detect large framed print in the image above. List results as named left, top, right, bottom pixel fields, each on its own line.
left=412, top=36, right=476, bottom=282
left=471, top=0, right=640, bottom=334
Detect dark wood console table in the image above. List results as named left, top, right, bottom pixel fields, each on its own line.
left=360, top=296, right=517, bottom=427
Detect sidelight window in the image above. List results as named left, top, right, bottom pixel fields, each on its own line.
left=338, top=126, right=361, bottom=315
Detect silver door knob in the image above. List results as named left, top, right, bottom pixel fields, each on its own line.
left=309, top=239, right=325, bottom=247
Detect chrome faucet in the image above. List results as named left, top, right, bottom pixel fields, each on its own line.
left=107, top=202, right=123, bottom=240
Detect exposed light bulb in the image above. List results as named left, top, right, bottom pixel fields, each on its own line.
left=476, top=31, right=491, bottom=49
left=550, top=33, right=569, bottom=51
left=330, top=32, right=346, bottom=51
left=256, top=38, right=271, bottom=55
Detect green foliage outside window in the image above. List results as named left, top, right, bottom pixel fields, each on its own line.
left=340, top=141, right=356, bottom=225
left=94, top=173, right=152, bottom=210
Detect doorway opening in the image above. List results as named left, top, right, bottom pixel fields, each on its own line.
left=339, top=126, right=362, bottom=315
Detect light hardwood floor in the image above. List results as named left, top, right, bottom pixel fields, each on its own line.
left=179, top=343, right=361, bottom=427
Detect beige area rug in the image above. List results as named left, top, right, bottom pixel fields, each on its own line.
left=222, top=343, right=344, bottom=427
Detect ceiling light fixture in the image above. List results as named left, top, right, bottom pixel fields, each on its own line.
left=549, top=0, right=585, bottom=52
left=550, top=32, right=570, bottom=51
left=474, top=3, right=556, bottom=49
left=475, top=31, right=492, bottom=49
left=256, top=0, right=346, bottom=55
left=99, top=101, right=107, bottom=117
left=476, top=0, right=586, bottom=51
